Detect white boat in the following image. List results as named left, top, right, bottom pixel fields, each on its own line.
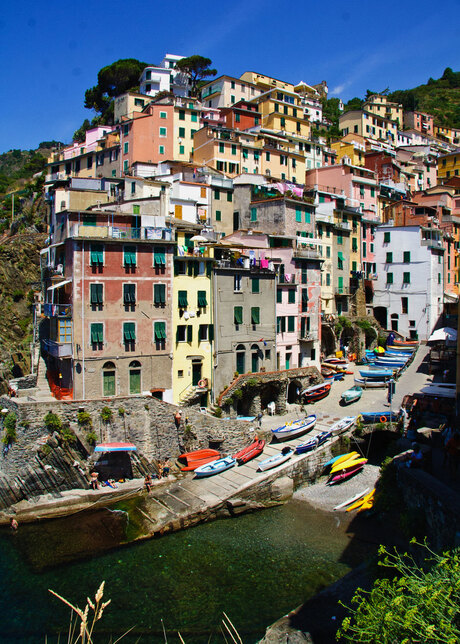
left=330, top=416, right=356, bottom=436
left=271, top=414, right=316, bottom=441
left=333, top=487, right=370, bottom=511
left=354, top=377, right=389, bottom=388
left=194, top=456, right=236, bottom=478
left=257, top=447, right=293, bottom=472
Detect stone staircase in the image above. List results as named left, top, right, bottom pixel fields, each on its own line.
left=16, top=352, right=54, bottom=403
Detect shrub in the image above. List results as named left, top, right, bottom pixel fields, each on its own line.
left=86, top=430, right=97, bottom=446
left=44, top=411, right=62, bottom=433
left=100, top=406, right=113, bottom=423
left=77, top=411, right=92, bottom=428
left=118, top=407, right=125, bottom=417
left=245, top=378, right=258, bottom=388
left=3, top=412, right=17, bottom=444
left=60, top=423, right=77, bottom=444
left=213, top=407, right=223, bottom=418
left=12, top=289, right=24, bottom=302
left=40, top=444, right=52, bottom=456
left=232, top=388, right=243, bottom=400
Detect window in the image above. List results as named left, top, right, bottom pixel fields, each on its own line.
left=266, top=151, right=270, bottom=161
left=252, top=278, right=260, bottom=293
left=90, top=244, right=103, bottom=266
left=231, top=144, right=237, bottom=155
left=123, top=322, right=136, bottom=347
left=197, top=290, right=207, bottom=307
left=287, top=316, right=295, bottom=332
left=234, top=306, right=243, bottom=325
left=187, top=326, right=193, bottom=343
left=352, top=238, right=358, bottom=252
left=301, top=288, right=308, bottom=312
left=326, top=273, right=331, bottom=286
left=124, top=246, right=136, bottom=268
left=277, top=288, right=282, bottom=303
left=191, top=111, right=198, bottom=122
left=403, top=251, right=410, bottom=263
left=219, top=142, right=224, bottom=153
left=401, top=297, right=408, bottom=314
left=338, top=252, right=344, bottom=270
left=386, top=252, right=393, bottom=263
left=214, top=188, right=220, bottom=200
left=123, top=283, right=136, bottom=308
left=159, top=145, right=165, bottom=155
left=176, top=325, right=186, bottom=342
left=154, top=284, right=166, bottom=305
left=90, top=323, right=103, bottom=349
left=277, top=316, right=286, bottom=333
left=90, top=283, right=103, bottom=309
left=295, top=208, right=302, bottom=222
left=154, top=321, right=166, bottom=347
left=288, top=289, right=295, bottom=303
left=337, top=234, right=343, bottom=245
left=371, top=187, right=375, bottom=197
left=326, top=246, right=331, bottom=258
left=305, top=211, right=311, bottom=223
left=362, top=241, right=367, bottom=258
left=215, top=210, right=221, bottom=221
left=159, top=127, right=167, bottom=137
left=352, top=261, right=357, bottom=272
left=235, top=113, right=240, bottom=123
left=178, top=290, right=188, bottom=307
left=124, top=142, right=129, bottom=154
left=280, top=117, right=286, bottom=128
left=403, top=272, right=411, bottom=284
left=438, top=273, right=441, bottom=284
left=386, top=273, right=393, bottom=284
left=160, top=111, right=167, bottom=119
left=250, top=207, right=257, bottom=221
left=359, top=185, right=365, bottom=197
left=301, top=267, right=307, bottom=284
left=199, top=324, right=208, bottom=341
left=179, top=110, right=185, bottom=120
left=251, top=307, right=260, bottom=326
left=384, top=231, right=391, bottom=243
left=234, top=274, right=242, bottom=291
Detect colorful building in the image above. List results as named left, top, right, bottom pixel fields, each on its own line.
left=364, top=94, right=403, bottom=129
left=404, top=111, right=435, bottom=136
left=339, top=110, right=398, bottom=144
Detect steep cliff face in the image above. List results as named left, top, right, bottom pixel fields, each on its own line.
left=0, top=230, right=46, bottom=393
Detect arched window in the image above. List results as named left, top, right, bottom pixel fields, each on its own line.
left=251, top=343, right=260, bottom=373
left=236, top=344, right=245, bottom=375
left=129, top=360, right=141, bottom=394
left=102, top=361, right=116, bottom=397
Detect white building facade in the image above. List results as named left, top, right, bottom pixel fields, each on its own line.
left=372, top=225, right=444, bottom=340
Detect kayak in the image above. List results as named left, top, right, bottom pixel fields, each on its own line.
left=328, top=463, right=364, bottom=485
left=178, top=448, right=220, bottom=466
left=334, top=487, right=370, bottom=511
left=330, top=456, right=367, bottom=476
left=346, top=488, right=375, bottom=512
left=323, top=451, right=359, bottom=471
left=233, top=438, right=265, bottom=465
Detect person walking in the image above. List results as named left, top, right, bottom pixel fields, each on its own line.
left=174, top=410, right=182, bottom=429
left=257, top=411, right=263, bottom=429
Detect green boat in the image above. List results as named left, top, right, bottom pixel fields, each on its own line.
left=341, top=385, right=363, bottom=405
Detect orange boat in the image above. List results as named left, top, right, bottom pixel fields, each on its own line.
left=178, top=448, right=220, bottom=471
left=233, top=438, right=265, bottom=465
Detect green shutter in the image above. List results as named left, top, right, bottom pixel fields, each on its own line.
left=90, top=284, right=98, bottom=304
left=154, top=321, right=166, bottom=340
left=386, top=252, right=393, bottom=263
left=123, top=284, right=136, bottom=303
left=403, top=272, right=410, bottom=284
left=154, top=284, right=166, bottom=304
left=295, top=208, right=302, bottom=222
left=288, top=289, right=295, bottom=303
left=206, top=261, right=212, bottom=278
left=187, top=325, right=193, bottom=343
left=252, top=278, right=260, bottom=293
left=403, top=251, right=411, bottom=263
left=91, top=323, right=103, bottom=343
left=387, top=273, right=393, bottom=284
left=277, top=289, right=282, bottom=303
left=234, top=306, right=243, bottom=324
left=193, top=261, right=199, bottom=277
left=287, top=316, right=295, bottom=332
left=154, top=247, right=166, bottom=265
left=250, top=207, right=257, bottom=221
left=178, top=290, right=188, bottom=307
left=302, top=288, right=308, bottom=312
left=197, top=290, right=207, bottom=307
left=251, top=307, right=260, bottom=324
left=384, top=232, right=391, bottom=243
left=124, top=246, right=136, bottom=266
left=208, top=324, right=214, bottom=341
left=90, top=244, right=103, bottom=265
left=124, top=322, right=135, bottom=341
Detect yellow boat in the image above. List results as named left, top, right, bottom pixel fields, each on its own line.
left=346, top=488, right=375, bottom=512
left=328, top=451, right=359, bottom=470
left=330, top=456, right=367, bottom=475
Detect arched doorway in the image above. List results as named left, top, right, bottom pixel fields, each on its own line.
left=236, top=344, right=246, bottom=375
left=390, top=313, right=399, bottom=333
left=129, top=360, right=141, bottom=394
left=321, top=324, right=336, bottom=357
left=102, top=361, right=116, bottom=397
left=287, top=380, right=301, bottom=403
left=374, top=306, right=387, bottom=330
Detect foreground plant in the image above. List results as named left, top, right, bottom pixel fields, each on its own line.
left=49, top=581, right=130, bottom=643
left=337, top=540, right=460, bottom=643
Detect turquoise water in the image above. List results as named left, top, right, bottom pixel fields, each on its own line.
left=0, top=499, right=369, bottom=643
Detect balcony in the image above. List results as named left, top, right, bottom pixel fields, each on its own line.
left=45, top=171, right=68, bottom=183
left=335, top=287, right=352, bottom=296
left=279, top=274, right=297, bottom=284
left=300, top=332, right=318, bottom=342
left=43, top=339, right=72, bottom=358
left=67, top=224, right=173, bottom=242
left=335, top=221, right=351, bottom=231
left=215, top=257, right=274, bottom=272
left=44, top=303, right=72, bottom=317
left=293, top=247, right=322, bottom=259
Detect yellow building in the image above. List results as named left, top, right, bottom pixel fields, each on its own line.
left=173, top=97, right=203, bottom=162
left=435, top=125, right=460, bottom=146
left=363, top=95, right=403, bottom=129
left=438, top=150, right=460, bottom=181
left=339, top=110, right=398, bottom=144
left=251, top=88, right=311, bottom=139
left=240, top=71, right=294, bottom=93
left=172, top=229, right=214, bottom=406
left=331, top=135, right=366, bottom=166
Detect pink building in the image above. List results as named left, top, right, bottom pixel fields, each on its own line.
left=120, top=104, right=174, bottom=174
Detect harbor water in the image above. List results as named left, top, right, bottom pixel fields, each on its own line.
left=0, top=497, right=376, bottom=643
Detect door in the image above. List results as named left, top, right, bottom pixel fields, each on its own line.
left=236, top=351, right=245, bottom=374
left=192, top=362, right=202, bottom=386
left=251, top=351, right=259, bottom=373
left=103, top=370, right=115, bottom=396
left=285, top=353, right=291, bottom=370
left=129, top=369, right=141, bottom=394
left=233, top=211, right=240, bottom=231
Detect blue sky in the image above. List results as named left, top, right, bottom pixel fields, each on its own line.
left=1, top=0, right=460, bottom=153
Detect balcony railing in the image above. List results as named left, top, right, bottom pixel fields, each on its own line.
left=279, top=274, right=297, bottom=284
left=67, top=224, right=173, bottom=242
left=44, top=303, right=72, bottom=317
left=43, top=339, right=72, bottom=358
left=335, top=287, right=352, bottom=296
left=215, top=258, right=274, bottom=272
left=293, top=247, right=321, bottom=259
left=300, top=332, right=318, bottom=341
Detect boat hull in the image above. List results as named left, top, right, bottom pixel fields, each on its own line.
left=354, top=377, right=389, bottom=388
left=295, top=430, right=331, bottom=454
left=271, top=415, right=316, bottom=441
left=194, top=457, right=237, bottom=478
left=178, top=448, right=220, bottom=466
left=341, top=387, right=362, bottom=405
left=233, top=439, right=265, bottom=465
left=257, top=449, right=293, bottom=472
left=328, top=463, right=364, bottom=485
left=330, top=416, right=356, bottom=435
left=359, top=368, right=394, bottom=379
left=360, top=411, right=400, bottom=424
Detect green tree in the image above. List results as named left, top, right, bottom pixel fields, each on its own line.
left=344, top=96, right=364, bottom=112
left=175, top=55, right=217, bottom=97
left=338, top=541, right=460, bottom=643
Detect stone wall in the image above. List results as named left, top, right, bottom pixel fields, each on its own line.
left=0, top=394, right=252, bottom=510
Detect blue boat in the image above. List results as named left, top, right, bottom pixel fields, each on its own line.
left=295, top=430, right=332, bottom=454
left=384, top=349, right=412, bottom=358
left=194, top=456, right=237, bottom=478
left=359, top=411, right=401, bottom=424
left=272, top=414, right=316, bottom=441
left=373, top=359, right=406, bottom=368
left=359, top=367, right=394, bottom=379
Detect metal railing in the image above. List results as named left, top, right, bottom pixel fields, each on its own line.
left=44, top=303, right=72, bottom=317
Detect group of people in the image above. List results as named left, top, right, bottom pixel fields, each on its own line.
left=144, top=458, right=171, bottom=493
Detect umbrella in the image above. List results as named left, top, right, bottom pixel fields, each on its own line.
left=94, top=442, right=137, bottom=452
left=189, top=235, right=208, bottom=243
left=428, top=327, right=457, bottom=342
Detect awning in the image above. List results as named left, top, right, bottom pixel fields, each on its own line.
left=47, top=279, right=72, bottom=291
left=94, top=442, right=137, bottom=452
